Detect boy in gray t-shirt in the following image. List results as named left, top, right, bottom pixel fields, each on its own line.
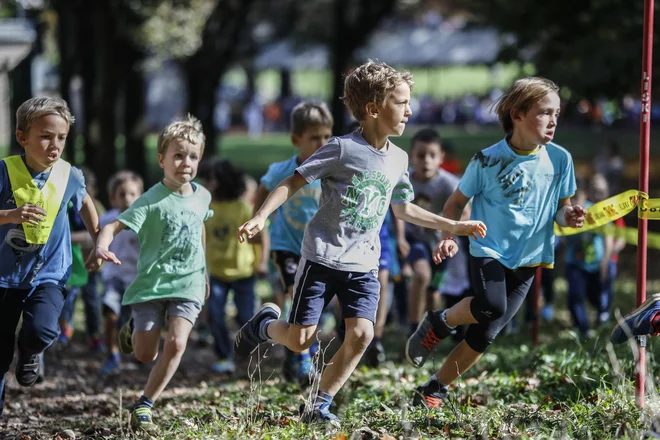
left=235, top=61, right=487, bottom=426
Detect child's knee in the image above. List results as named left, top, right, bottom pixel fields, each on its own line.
left=134, top=345, right=159, bottom=363
left=163, top=336, right=188, bottom=358
left=345, top=323, right=374, bottom=352
left=412, top=260, right=432, bottom=284
left=287, top=327, right=316, bottom=352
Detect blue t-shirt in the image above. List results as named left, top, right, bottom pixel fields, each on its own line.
left=0, top=157, right=86, bottom=289
left=565, top=202, right=604, bottom=272
left=261, top=155, right=321, bottom=255
left=459, top=138, right=576, bottom=269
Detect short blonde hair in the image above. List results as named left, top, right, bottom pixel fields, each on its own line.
left=16, top=96, right=74, bottom=132
left=157, top=114, right=206, bottom=156
left=107, top=170, right=144, bottom=198
left=343, top=60, right=414, bottom=121
left=291, top=101, right=333, bottom=135
left=495, top=77, right=559, bottom=134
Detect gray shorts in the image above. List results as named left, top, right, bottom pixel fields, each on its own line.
left=131, top=299, right=202, bottom=333
left=102, top=278, right=129, bottom=316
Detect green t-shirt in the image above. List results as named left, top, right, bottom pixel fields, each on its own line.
left=118, top=182, right=213, bottom=305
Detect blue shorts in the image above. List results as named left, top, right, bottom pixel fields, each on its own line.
left=289, top=257, right=381, bottom=326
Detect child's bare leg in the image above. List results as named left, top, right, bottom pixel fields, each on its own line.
left=142, top=316, right=193, bottom=401
left=409, top=259, right=431, bottom=329
left=445, top=297, right=479, bottom=327
left=267, top=320, right=317, bottom=352
left=133, top=327, right=161, bottom=363
left=318, top=317, right=373, bottom=395
left=434, top=340, right=482, bottom=385
left=104, top=311, right=119, bottom=354
left=374, top=270, right=390, bottom=339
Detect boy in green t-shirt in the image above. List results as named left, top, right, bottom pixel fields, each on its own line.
left=95, top=115, right=213, bottom=432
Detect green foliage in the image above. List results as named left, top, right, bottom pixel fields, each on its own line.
left=465, top=0, right=652, bottom=99
left=130, top=0, right=215, bottom=61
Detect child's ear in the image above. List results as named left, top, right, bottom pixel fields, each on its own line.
left=291, top=134, right=300, bottom=147
left=15, top=130, right=28, bottom=148
left=158, top=153, right=165, bottom=169
left=510, top=108, right=522, bottom=122
left=365, top=102, right=379, bottom=119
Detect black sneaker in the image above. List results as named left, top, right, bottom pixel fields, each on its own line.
left=15, top=351, right=41, bottom=387
left=412, top=380, right=449, bottom=409
left=405, top=310, right=455, bottom=368
left=234, top=303, right=280, bottom=357
left=366, top=340, right=386, bottom=368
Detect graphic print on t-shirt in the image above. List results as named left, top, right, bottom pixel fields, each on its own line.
left=341, top=170, right=393, bottom=232
left=161, top=209, right=202, bottom=272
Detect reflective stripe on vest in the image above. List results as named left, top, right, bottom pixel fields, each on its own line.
left=4, top=156, right=71, bottom=244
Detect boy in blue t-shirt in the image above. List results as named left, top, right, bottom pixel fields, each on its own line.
left=0, top=97, right=101, bottom=415
left=256, top=101, right=333, bottom=382
left=406, top=77, right=585, bottom=409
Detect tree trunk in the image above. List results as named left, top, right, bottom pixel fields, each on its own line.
left=279, top=68, right=292, bottom=99
left=78, top=1, right=97, bottom=170
left=122, top=44, right=147, bottom=183
left=186, top=56, right=217, bottom=155
left=55, top=0, right=76, bottom=163
left=8, top=54, right=32, bottom=155
left=89, top=1, right=118, bottom=204
left=330, top=0, right=351, bottom=135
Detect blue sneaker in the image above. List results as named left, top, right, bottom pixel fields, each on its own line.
left=541, top=304, right=554, bottom=322
left=100, top=355, right=120, bottom=375
left=211, top=359, right=235, bottom=374
left=234, top=303, right=280, bottom=357
left=611, top=293, right=660, bottom=344
left=299, top=403, right=340, bottom=428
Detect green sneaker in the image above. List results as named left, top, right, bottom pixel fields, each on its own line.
left=131, top=406, right=157, bottom=432
left=118, top=318, right=134, bottom=355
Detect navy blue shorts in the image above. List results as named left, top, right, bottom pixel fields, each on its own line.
left=289, top=258, right=381, bottom=325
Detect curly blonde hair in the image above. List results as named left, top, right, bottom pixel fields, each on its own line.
left=157, top=114, right=206, bottom=156
left=343, top=60, right=414, bottom=121
left=16, top=97, right=74, bottom=133
left=494, top=77, right=560, bottom=134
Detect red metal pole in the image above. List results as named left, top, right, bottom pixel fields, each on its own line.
left=532, top=267, right=542, bottom=346
left=636, top=0, right=654, bottom=409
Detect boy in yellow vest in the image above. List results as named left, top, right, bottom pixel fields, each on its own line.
left=0, top=97, right=101, bottom=416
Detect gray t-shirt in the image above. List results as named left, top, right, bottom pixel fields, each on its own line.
left=407, top=169, right=459, bottom=247
left=296, top=130, right=415, bottom=272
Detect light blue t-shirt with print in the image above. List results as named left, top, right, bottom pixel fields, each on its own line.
left=261, top=155, right=321, bottom=255
left=0, top=157, right=86, bottom=289
left=565, top=202, right=604, bottom=272
left=459, top=138, right=576, bottom=269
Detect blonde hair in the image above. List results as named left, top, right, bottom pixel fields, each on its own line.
left=16, top=96, right=74, bottom=132
left=157, top=114, right=206, bottom=156
left=290, top=101, right=333, bottom=135
left=343, top=60, right=414, bottom=121
left=107, top=170, right=144, bottom=198
left=495, top=77, right=559, bottom=134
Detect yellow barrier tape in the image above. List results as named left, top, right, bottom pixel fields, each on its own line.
left=595, top=223, right=660, bottom=250
left=555, top=190, right=644, bottom=236
left=639, top=194, right=660, bottom=220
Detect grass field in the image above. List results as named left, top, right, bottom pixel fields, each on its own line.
left=4, top=279, right=660, bottom=439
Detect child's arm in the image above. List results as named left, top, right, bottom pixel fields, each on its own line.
left=433, top=189, right=474, bottom=264
left=203, top=223, right=210, bottom=300
left=391, top=199, right=486, bottom=239
left=94, top=219, right=126, bottom=266
left=555, top=197, right=586, bottom=228
left=0, top=204, right=46, bottom=226
left=238, top=172, right=308, bottom=242
left=393, top=215, right=410, bottom=258
left=79, top=193, right=102, bottom=271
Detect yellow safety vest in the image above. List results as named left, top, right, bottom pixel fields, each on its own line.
left=4, top=156, right=71, bottom=244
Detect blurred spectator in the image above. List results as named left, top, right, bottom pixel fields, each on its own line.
left=593, top=141, right=624, bottom=195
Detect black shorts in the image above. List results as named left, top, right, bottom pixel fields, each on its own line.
left=272, top=250, right=301, bottom=291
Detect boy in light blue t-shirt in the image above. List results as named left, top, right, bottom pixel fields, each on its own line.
left=256, top=101, right=333, bottom=382
left=96, top=116, right=212, bottom=432
left=406, top=77, right=586, bottom=409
